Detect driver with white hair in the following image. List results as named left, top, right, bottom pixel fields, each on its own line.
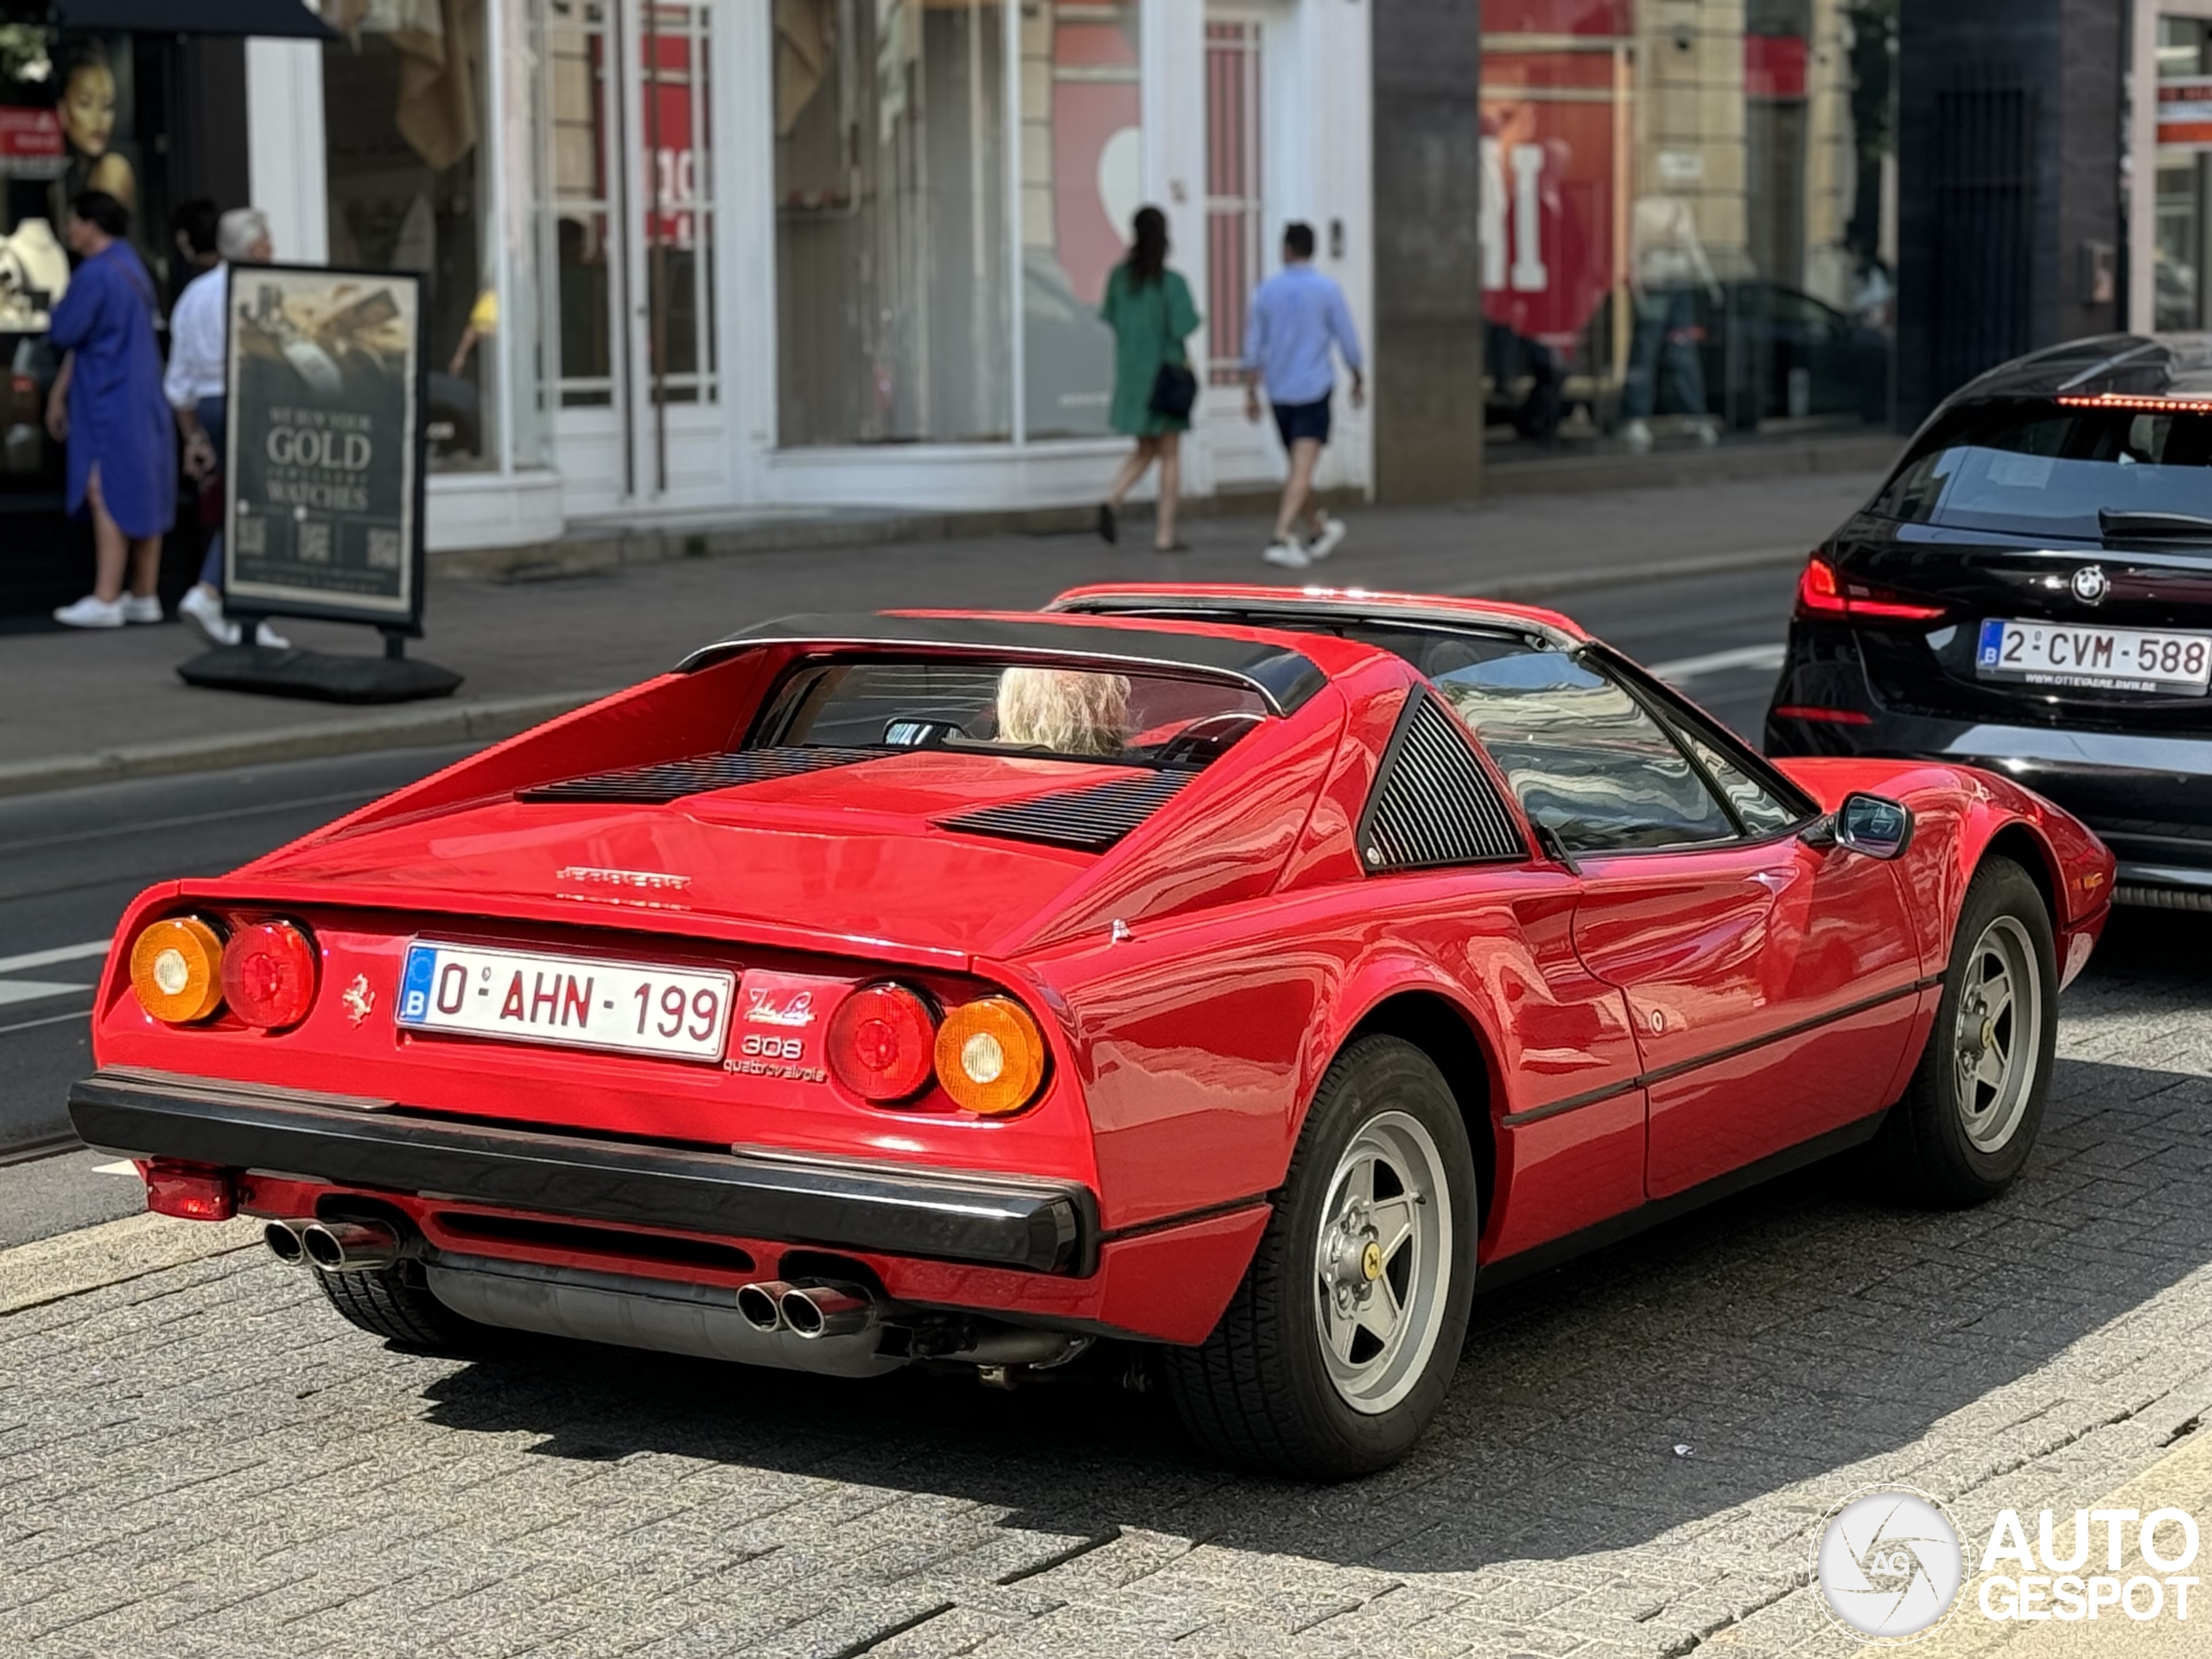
left=996, top=667, right=1131, bottom=757
left=167, top=207, right=286, bottom=649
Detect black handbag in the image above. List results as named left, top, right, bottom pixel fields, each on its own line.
left=1148, top=359, right=1198, bottom=420
left=1143, top=275, right=1198, bottom=418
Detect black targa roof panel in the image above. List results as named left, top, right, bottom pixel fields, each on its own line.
left=677, top=613, right=1329, bottom=715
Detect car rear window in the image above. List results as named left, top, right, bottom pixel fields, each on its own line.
left=753, top=658, right=1269, bottom=768
left=1871, top=398, right=2212, bottom=540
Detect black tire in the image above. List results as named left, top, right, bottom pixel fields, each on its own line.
left=315, top=1261, right=504, bottom=1356
left=1165, top=1035, right=1478, bottom=1479
left=1874, top=857, right=2056, bottom=1207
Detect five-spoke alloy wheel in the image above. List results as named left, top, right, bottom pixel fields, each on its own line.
left=1877, top=856, right=2057, bottom=1206
left=1167, top=1035, right=1478, bottom=1478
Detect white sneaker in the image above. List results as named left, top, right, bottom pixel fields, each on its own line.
left=1621, top=418, right=1653, bottom=453
left=119, top=593, right=163, bottom=624
left=1690, top=416, right=1720, bottom=446
left=1306, top=517, right=1347, bottom=563
left=253, top=621, right=290, bottom=650
left=54, top=594, right=124, bottom=628
left=1263, top=538, right=1312, bottom=570
left=178, top=583, right=242, bottom=646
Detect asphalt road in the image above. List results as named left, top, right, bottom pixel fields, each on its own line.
left=0, top=564, right=1796, bottom=1240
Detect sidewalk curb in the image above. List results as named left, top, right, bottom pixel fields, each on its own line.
left=0, top=543, right=1808, bottom=803
left=0, top=687, right=613, bottom=802
left=0, top=1211, right=264, bottom=1317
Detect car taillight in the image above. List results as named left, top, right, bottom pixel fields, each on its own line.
left=1771, top=703, right=1874, bottom=726
left=143, top=1159, right=236, bottom=1221
left=219, top=919, right=319, bottom=1030
left=935, top=996, right=1048, bottom=1116
left=1795, top=556, right=1948, bottom=623
left=827, top=982, right=938, bottom=1102
left=130, top=915, right=226, bottom=1024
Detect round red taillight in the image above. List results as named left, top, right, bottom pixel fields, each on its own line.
left=219, top=920, right=319, bottom=1031
left=826, top=982, right=938, bottom=1102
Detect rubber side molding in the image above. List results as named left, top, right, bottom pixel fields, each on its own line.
left=69, top=1066, right=1094, bottom=1274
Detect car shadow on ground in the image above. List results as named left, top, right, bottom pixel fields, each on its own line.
left=410, top=909, right=2212, bottom=1576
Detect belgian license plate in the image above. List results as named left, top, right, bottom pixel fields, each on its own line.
left=396, top=942, right=734, bottom=1062
left=1975, top=619, right=2212, bottom=695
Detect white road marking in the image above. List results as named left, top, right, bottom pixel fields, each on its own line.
left=92, top=1161, right=138, bottom=1177
left=0, top=940, right=109, bottom=976
left=1649, top=643, right=1788, bottom=683
left=0, top=981, right=92, bottom=1008
left=0, top=982, right=92, bottom=1008
left=0, top=1010, right=90, bottom=1038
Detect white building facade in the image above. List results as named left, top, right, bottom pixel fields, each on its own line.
left=244, top=0, right=1375, bottom=556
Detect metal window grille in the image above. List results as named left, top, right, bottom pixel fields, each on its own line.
left=1205, top=21, right=1264, bottom=387
left=1931, top=69, right=2037, bottom=398
left=1356, top=694, right=1528, bottom=873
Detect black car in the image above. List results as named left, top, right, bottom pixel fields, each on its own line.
left=1766, top=334, right=2212, bottom=909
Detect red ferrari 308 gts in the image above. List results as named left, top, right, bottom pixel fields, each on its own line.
left=71, top=585, right=2113, bottom=1478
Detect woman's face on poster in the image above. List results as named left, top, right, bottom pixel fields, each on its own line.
left=60, top=60, right=116, bottom=157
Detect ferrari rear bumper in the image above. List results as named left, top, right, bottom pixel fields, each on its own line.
left=68, top=1066, right=1095, bottom=1275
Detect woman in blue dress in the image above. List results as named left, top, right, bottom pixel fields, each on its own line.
left=48, top=191, right=175, bottom=628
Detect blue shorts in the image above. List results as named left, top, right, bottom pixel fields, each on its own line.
left=1272, top=396, right=1332, bottom=448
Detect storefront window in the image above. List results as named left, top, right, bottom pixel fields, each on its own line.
left=1480, top=0, right=1895, bottom=458
left=1, top=27, right=173, bottom=493
left=1020, top=0, right=1138, bottom=438
left=2156, top=16, right=2212, bottom=331
left=321, top=0, right=498, bottom=472
left=772, top=0, right=1010, bottom=447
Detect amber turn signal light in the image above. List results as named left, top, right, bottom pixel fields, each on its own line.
left=935, top=996, right=1047, bottom=1116
left=130, top=916, right=226, bottom=1024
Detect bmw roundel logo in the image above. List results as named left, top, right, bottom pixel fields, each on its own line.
left=2071, top=564, right=2109, bottom=605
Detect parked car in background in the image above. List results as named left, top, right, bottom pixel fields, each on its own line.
left=1767, top=334, right=2212, bottom=911
left=1489, top=279, right=1891, bottom=442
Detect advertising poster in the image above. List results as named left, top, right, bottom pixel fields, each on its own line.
left=223, top=264, right=424, bottom=627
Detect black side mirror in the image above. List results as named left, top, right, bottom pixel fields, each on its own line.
left=1833, top=792, right=1913, bottom=860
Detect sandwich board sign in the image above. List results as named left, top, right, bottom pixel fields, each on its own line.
left=194, top=263, right=457, bottom=701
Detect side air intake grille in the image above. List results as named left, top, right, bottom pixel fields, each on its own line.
left=1357, top=694, right=1527, bottom=872
left=937, top=771, right=1195, bottom=852
left=519, top=747, right=889, bottom=804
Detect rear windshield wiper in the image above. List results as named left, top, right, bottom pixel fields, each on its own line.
left=2099, top=508, right=2212, bottom=543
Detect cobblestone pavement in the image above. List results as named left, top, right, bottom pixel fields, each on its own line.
left=4, top=909, right=2210, bottom=1659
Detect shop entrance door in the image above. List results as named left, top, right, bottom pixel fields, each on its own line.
left=549, top=0, right=727, bottom=517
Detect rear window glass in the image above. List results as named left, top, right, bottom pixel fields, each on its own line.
left=753, top=658, right=1268, bottom=767
left=1871, top=399, right=2212, bottom=540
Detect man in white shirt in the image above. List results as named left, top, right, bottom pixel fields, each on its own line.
left=166, top=207, right=287, bottom=648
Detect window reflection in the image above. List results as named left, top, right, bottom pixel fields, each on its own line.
left=1431, top=645, right=1735, bottom=853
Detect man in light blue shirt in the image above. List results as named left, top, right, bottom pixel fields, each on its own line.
left=1243, top=222, right=1364, bottom=569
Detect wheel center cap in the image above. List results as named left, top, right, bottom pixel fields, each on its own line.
left=1980, top=1018, right=1996, bottom=1051
left=1361, top=1241, right=1383, bottom=1281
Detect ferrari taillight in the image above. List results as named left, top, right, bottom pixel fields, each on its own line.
left=827, top=982, right=938, bottom=1102
left=935, top=997, right=1048, bottom=1116
left=1795, top=556, right=1948, bottom=623
left=130, top=915, right=226, bottom=1024
left=220, top=919, right=319, bottom=1030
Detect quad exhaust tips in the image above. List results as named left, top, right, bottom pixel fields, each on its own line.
left=734, top=1278, right=880, bottom=1339
left=264, top=1217, right=405, bottom=1273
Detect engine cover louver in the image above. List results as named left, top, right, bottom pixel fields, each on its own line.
left=518, top=747, right=890, bottom=804
left=1357, top=693, right=1528, bottom=872
left=936, top=771, right=1195, bottom=852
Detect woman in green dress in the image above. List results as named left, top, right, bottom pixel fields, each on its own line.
left=1097, top=206, right=1199, bottom=551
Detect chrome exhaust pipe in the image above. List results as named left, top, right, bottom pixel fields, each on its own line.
left=779, top=1281, right=877, bottom=1340
left=262, top=1220, right=309, bottom=1266
left=301, top=1218, right=403, bottom=1273
left=734, top=1281, right=791, bottom=1333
